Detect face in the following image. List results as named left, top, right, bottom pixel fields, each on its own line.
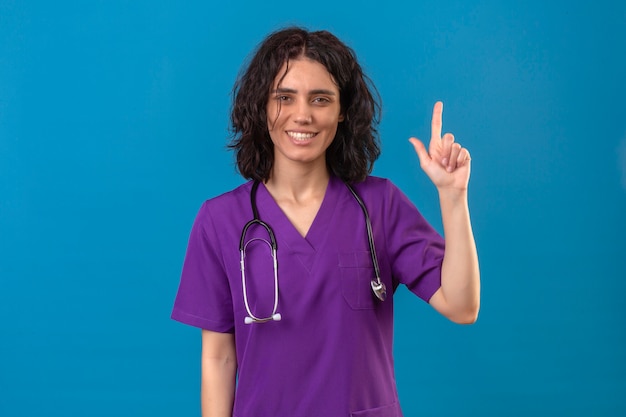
left=266, top=58, right=344, bottom=172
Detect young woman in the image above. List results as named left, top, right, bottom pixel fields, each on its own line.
left=172, top=27, right=479, bottom=417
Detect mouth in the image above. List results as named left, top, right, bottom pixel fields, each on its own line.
left=287, top=131, right=317, bottom=142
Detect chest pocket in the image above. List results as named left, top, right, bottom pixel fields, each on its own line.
left=338, top=251, right=377, bottom=310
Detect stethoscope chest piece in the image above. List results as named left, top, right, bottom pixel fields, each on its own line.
left=371, top=279, right=387, bottom=301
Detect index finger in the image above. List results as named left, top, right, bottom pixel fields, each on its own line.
left=431, top=101, right=443, bottom=142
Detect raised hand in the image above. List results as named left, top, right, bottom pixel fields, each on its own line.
left=409, top=102, right=471, bottom=193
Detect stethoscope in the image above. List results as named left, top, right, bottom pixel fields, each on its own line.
left=239, top=180, right=387, bottom=324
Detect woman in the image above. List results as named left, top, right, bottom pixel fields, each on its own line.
left=172, top=27, right=479, bottom=417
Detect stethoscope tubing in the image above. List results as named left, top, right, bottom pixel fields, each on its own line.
left=345, top=182, right=385, bottom=300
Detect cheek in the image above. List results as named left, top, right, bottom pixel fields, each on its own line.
left=324, top=113, right=342, bottom=131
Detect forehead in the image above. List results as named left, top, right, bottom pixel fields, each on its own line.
left=272, top=58, right=338, bottom=90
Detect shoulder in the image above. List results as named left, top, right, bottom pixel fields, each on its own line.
left=201, top=181, right=252, bottom=211
left=194, top=181, right=253, bottom=228
left=350, top=175, right=422, bottom=219
left=351, top=175, right=401, bottom=200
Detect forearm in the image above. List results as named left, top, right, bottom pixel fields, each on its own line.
left=438, top=189, right=480, bottom=323
left=201, top=331, right=237, bottom=417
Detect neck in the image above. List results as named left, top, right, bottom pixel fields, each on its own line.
left=265, top=163, right=330, bottom=203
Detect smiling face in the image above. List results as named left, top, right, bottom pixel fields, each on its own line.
left=266, top=58, right=344, bottom=175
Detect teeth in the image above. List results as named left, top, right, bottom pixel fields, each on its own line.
left=288, top=131, right=315, bottom=140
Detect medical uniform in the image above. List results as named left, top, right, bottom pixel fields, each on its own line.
left=172, top=175, right=444, bottom=417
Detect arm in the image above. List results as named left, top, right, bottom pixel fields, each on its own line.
left=409, top=101, right=480, bottom=324
left=201, top=329, right=237, bottom=417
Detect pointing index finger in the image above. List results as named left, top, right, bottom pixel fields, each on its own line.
left=431, top=101, right=443, bottom=142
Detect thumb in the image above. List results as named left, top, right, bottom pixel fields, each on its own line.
left=409, top=137, right=430, bottom=168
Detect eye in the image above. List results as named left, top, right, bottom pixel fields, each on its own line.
left=312, top=97, right=331, bottom=104
left=275, top=95, right=292, bottom=102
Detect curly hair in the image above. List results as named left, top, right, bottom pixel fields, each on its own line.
left=228, top=27, right=381, bottom=183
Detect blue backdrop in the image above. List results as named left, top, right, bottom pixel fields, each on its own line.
left=1, top=1, right=625, bottom=416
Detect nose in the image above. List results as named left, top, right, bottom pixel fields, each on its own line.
left=293, top=100, right=312, bottom=124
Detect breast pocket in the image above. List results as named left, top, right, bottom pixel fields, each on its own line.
left=338, top=251, right=377, bottom=310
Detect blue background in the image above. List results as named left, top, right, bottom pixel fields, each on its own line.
left=1, top=1, right=625, bottom=416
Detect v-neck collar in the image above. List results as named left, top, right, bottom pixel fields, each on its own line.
left=255, top=175, right=341, bottom=256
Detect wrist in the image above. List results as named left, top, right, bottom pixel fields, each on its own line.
left=437, top=187, right=468, bottom=207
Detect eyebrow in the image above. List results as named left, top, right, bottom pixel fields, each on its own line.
left=271, top=88, right=337, bottom=96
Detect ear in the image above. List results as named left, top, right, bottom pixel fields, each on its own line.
left=338, top=112, right=345, bottom=122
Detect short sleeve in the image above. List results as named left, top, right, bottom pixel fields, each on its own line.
left=171, top=202, right=235, bottom=333
left=383, top=181, right=444, bottom=302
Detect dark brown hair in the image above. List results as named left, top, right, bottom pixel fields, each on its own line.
left=228, top=27, right=381, bottom=183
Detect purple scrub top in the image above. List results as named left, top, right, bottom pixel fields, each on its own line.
left=172, top=175, right=444, bottom=417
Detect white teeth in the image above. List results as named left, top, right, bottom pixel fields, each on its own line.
left=287, top=131, right=315, bottom=140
